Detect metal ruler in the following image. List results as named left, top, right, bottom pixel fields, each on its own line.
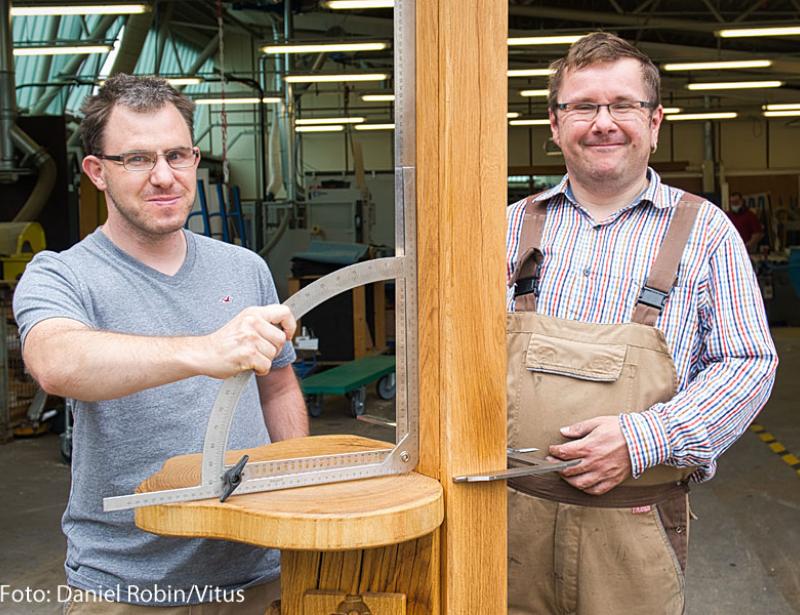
left=102, top=0, right=419, bottom=513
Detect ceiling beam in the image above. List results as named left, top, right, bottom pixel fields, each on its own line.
left=508, top=4, right=786, bottom=33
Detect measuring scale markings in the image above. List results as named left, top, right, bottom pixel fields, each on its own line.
left=103, top=0, right=419, bottom=513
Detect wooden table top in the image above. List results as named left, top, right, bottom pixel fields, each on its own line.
left=134, top=434, right=444, bottom=551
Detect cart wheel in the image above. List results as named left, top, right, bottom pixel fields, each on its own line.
left=307, top=395, right=322, bottom=418
left=59, top=432, right=72, bottom=465
left=376, top=373, right=396, bottom=400
left=350, top=386, right=367, bottom=417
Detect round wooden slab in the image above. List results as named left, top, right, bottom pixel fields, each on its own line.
left=134, top=434, right=443, bottom=551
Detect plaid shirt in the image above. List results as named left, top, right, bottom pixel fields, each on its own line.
left=506, top=169, right=778, bottom=482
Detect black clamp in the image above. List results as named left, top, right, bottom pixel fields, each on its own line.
left=637, top=286, right=669, bottom=311
left=514, top=276, right=539, bottom=298
left=220, top=454, right=249, bottom=503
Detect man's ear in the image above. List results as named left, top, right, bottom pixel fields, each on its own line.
left=81, top=155, right=107, bottom=191
left=549, top=109, right=561, bottom=148
left=650, top=105, right=664, bottom=143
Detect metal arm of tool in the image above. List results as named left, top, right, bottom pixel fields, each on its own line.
left=452, top=455, right=580, bottom=483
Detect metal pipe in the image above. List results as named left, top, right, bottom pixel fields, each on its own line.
left=153, top=3, right=174, bottom=75
left=32, top=14, right=117, bottom=114
left=10, top=125, right=56, bottom=222
left=702, top=96, right=715, bottom=194
left=508, top=4, right=784, bottom=32
left=0, top=0, right=16, bottom=174
left=283, top=0, right=299, bottom=207
left=110, top=11, right=152, bottom=76
left=258, top=201, right=291, bottom=257
left=32, top=16, right=61, bottom=104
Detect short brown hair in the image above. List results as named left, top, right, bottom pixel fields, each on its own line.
left=79, top=73, right=195, bottom=155
left=547, top=32, right=660, bottom=113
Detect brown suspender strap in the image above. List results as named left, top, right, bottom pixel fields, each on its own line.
left=631, top=193, right=704, bottom=326
left=508, top=196, right=548, bottom=312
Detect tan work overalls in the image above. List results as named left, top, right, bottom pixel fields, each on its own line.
left=507, top=193, right=703, bottom=615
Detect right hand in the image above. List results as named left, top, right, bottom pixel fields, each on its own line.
left=201, top=305, right=296, bottom=378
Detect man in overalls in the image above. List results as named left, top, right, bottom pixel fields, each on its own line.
left=506, top=32, right=778, bottom=614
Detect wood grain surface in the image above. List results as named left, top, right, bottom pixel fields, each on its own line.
left=134, top=435, right=443, bottom=551
left=416, top=1, right=509, bottom=613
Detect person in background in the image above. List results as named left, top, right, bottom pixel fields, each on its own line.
left=727, top=191, right=765, bottom=252
left=13, top=74, right=308, bottom=614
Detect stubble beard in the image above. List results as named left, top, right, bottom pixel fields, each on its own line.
left=573, top=143, right=649, bottom=194
left=105, top=181, right=193, bottom=243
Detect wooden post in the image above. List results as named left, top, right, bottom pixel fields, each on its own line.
left=416, top=1, right=509, bottom=613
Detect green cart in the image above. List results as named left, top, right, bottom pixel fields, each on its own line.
left=300, top=355, right=396, bottom=418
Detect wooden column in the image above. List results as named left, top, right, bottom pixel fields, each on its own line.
left=416, top=1, right=509, bottom=613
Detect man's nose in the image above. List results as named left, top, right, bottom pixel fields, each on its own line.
left=592, top=105, right=617, bottom=131
left=149, top=155, right=175, bottom=185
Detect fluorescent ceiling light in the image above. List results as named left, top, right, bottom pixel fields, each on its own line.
left=666, top=112, right=738, bottom=121
left=284, top=73, right=388, bottom=83
left=262, top=41, right=389, bottom=54
left=361, top=93, right=394, bottom=102
left=662, top=60, right=772, bottom=71
left=506, top=112, right=521, bottom=119
left=509, top=118, right=551, bottom=126
left=166, top=77, right=202, bottom=86
left=99, top=76, right=202, bottom=87
left=763, top=103, right=800, bottom=111
left=764, top=110, right=800, bottom=117
left=718, top=26, right=800, bottom=38
left=686, top=80, right=783, bottom=90
left=296, top=125, right=345, bottom=132
left=520, top=89, right=549, bottom=97
left=194, top=97, right=281, bottom=105
left=11, top=4, right=148, bottom=16
left=508, top=68, right=554, bottom=77
left=14, top=44, right=112, bottom=56
left=508, top=35, right=586, bottom=46
left=322, top=0, right=394, bottom=8
left=662, top=107, right=682, bottom=114
left=354, top=123, right=395, bottom=130
left=296, top=117, right=365, bottom=125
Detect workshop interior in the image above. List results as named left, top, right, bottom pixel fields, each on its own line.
left=0, top=1, right=799, bottom=614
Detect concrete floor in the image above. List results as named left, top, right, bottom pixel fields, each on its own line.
left=0, top=329, right=798, bottom=614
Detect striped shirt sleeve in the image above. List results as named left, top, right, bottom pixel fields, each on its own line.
left=619, top=223, right=778, bottom=481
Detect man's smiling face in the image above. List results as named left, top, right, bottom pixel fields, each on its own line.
left=549, top=57, right=663, bottom=189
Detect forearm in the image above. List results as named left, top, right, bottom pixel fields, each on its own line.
left=259, top=367, right=308, bottom=441
left=619, top=353, right=777, bottom=477
left=24, top=306, right=295, bottom=402
left=24, top=324, right=207, bottom=401
left=619, top=230, right=779, bottom=478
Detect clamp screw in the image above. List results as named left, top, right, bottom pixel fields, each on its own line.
left=400, top=451, right=410, bottom=463
left=220, top=454, right=249, bottom=503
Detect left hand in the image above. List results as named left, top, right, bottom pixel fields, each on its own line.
left=547, top=415, right=632, bottom=495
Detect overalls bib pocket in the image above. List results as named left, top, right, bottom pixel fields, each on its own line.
left=509, top=332, right=634, bottom=451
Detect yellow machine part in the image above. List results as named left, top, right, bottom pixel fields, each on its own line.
left=0, top=222, right=47, bottom=282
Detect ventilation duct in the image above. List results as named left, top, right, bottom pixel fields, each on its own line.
left=0, top=0, right=56, bottom=222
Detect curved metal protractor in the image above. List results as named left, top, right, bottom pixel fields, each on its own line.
left=103, top=258, right=411, bottom=512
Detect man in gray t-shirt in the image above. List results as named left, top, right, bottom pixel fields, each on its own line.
left=13, top=74, right=308, bottom=611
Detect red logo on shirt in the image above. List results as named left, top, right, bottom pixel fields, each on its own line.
left=221, top=295, right=233, bottom=304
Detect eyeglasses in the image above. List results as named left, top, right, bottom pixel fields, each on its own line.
left=555, top=101, right=658, bottom=121
left=95, top=147, right=199, bottom=172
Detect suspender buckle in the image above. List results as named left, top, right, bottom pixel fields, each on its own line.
left=637, top=286, right=669, bottom=310
left=514, top=276, right=539, bottom=298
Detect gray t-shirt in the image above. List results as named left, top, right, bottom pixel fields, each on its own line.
left=13, top=229, right=296, bottom=605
